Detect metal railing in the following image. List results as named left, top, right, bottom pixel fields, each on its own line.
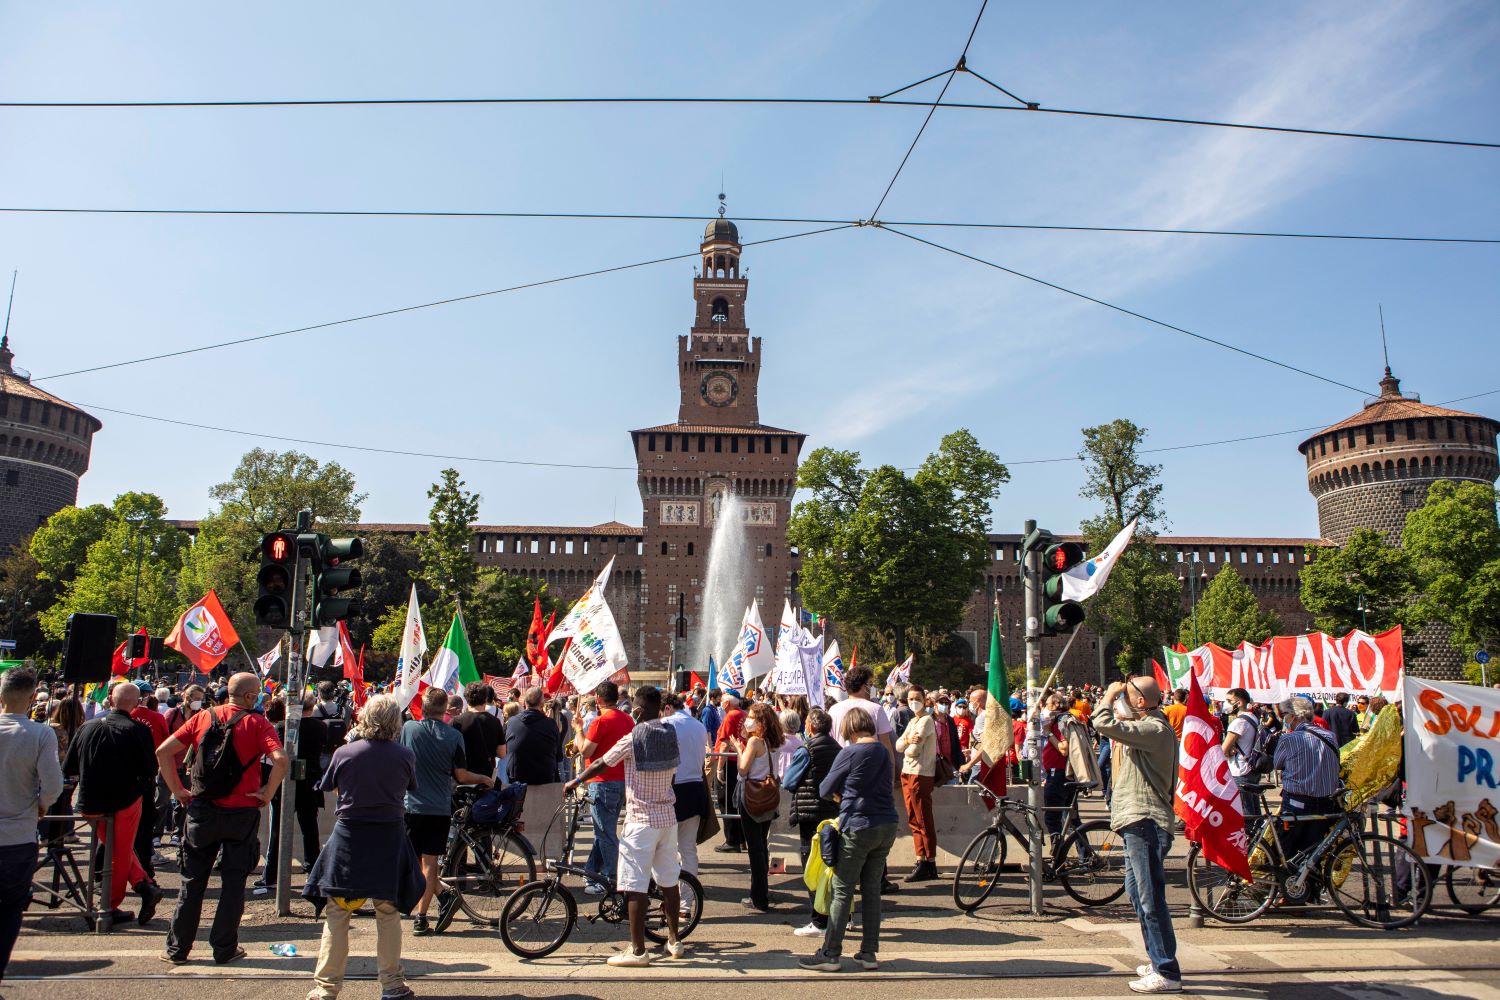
left=28, top=810, right=116, bottom=934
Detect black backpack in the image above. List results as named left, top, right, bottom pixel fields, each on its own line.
left=189, top=709, right=251, bottom=801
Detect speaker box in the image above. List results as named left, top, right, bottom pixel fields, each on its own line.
left=147, top=636, right=166, bottom=660
left=62, top=613, right=118, bottom=683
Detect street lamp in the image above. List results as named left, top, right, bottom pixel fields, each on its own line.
left=122, top=512, right=158, bottom=635
left=1178, top=559, right=1210, bottom=647
left=1356, top=592, right=1369, bottom=632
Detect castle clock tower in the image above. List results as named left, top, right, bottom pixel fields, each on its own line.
left=630, top=207, right=805, bottom=681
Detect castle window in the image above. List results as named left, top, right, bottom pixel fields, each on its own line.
left=687, top=542, right=695, bottom=556
left=665, top=435, right=672, bottom=452
left=714, top=435, right=723, bottom=453
left=781, top=437, right=789, bottom=454
left=1427, top=419, right=1437, bottom=439
left=19, top=401, right=29, bottom=421
left=549, top=539, right=557, bottom=554
left=582, top=539, right=590, bottom=554
left=681, top=435, right=689, bottom=452
left=731, top=436, right=739, bottom=454
left=660, top=542, right=668, bottom=555
left=637, top=541, right=643, bottom=555
left=1272, top=551, right=1280, bottom=564
left=1365, top=427, right=1374, bottom=446
left=1406, top=420, right=1417, bottom=439
left=1319, top=439, right=1326, bottom=456
left=1347, top=430, right=1356, bottom=448
left=765, top=543, right=773, bottom=558
left=565, top=539, right=574, bottom=555
left=698, top=435, right=706, bottom=452
left=4, top=470, right=17, bottom=487
left=530, top=539, right=539, bottom=554
left=1331, top=435, right=1339, bottom=453
left=648, top=434, right=656, bottom=451
left=711, top=297, right=729, bottom=322
left=1447, top=419, right=1455, bottom=440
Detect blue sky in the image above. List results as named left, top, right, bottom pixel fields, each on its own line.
left=3, top=1, right=1497, bottom=539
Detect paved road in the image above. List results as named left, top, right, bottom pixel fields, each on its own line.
left=9, top=850, right=1499, bottom=1000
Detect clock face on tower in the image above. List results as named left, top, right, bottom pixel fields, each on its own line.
left=701, top=371, right=738, bottom=407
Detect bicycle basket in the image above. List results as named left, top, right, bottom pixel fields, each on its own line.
left=470, top=783, right=527, bottom=827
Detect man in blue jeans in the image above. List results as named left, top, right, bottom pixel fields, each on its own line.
left=575, top=681, right=633, bottom=893
left=0, top=668, right=64, bottom=983
left=1092, top=676, right=1181, bottom=994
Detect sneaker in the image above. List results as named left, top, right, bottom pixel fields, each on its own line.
left=251, top=883, right=271, bottom=897
left=411, top=915, right=430, bottom=935
left=607, top=948, right=652, bottom=967
left=713, top=843, right=742, bottom=854
left=1136, top=964, right=1153, bottom=978
left=665, top=940, right=687, bottom=959
left=379, top=988, right=415, bottom=1000
left=1128, top=972, right=1182, bottom=994
left=853, top=951, right=879, bottom=971
left=136, top=881, right=165, bottom=925
left=793, top=921, right=824, bottom=938
left=584, top=882, right=607, bottom=896
left=798, top=952, right=843, bottom=973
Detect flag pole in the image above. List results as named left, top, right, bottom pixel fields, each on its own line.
left=238, top=638, right=260, bottom=677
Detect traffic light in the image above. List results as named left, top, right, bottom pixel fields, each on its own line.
left=1040, top=540, right=1087, bottom=637
left=255, top=531, right=297, bottom=628
left=309, top=536, right=364, bottom=627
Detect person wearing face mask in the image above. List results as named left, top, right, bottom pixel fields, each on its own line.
left=732, top=703, right=784, bottom=911
left=931, top=695, right=963, bottom=783
left=1039, top=691, right=1072, bottom=847
left=162, top=685, right=207, bottom=847
left=894, top=685, right=939, bottom=881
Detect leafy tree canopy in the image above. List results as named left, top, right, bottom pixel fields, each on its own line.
left=1299, top=528, right=1422, bottom=657
left=1178, top=565, right=1281, bottom=650
left=1402, top=480, right=1500, bottom=660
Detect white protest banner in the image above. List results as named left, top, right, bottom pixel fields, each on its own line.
left=559, top=587, right=630, bottom=696
left=798, top=629, right=824, bottom=706
left=1403, top=677, right=1500, bottom=868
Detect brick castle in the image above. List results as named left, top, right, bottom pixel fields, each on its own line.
left=8, top=219, right=1496, bottom=682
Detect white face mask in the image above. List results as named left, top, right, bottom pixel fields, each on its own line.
left=934, top=703, right=949, bottom=715
left=908, top=701, right=924, bottom=715
left=189, top=700, right=203, bottom=711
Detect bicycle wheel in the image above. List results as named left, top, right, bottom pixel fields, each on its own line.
left=1057, top=820, right=1126, bottom=906
left=499, top=880, right=577, bottom=959
left=1328, top=832, right=1431, bottom=930
left=1445, top=865, right=1500, bottom=915
left=1186, top=842, right=1275, bottom=923
left=455, top=830, right=538, bottom=925
left=952, top=828, right=1007, bottom=912
left=644, top=871, right=704, bottom=943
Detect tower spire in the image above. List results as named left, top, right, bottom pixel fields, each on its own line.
left=1376, top=304, right=1402, bottom=398
left=0, top=271, right=15, bottom=373
left=1378, top=303, right=1391, bottom=376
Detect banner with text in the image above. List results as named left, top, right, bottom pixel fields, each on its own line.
left=1403, top=677, right=1500, bottom=869
left=1160, top=626, right=1404, bottom=702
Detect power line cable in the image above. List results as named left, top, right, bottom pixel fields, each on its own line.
left=3, top=205, right=1494, bottom=243
left=76, top=387, right=1498, bottom=475
left=868, top=0, right=988, bottom=219
left=32, top=224, right=853, bottom=381
left=2, top=94, right=1493, bottom=148
left=879, top=224, right=1370, bottom=395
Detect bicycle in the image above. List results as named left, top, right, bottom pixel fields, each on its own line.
left=433, top=784, right=537, bottom=930
left=1439, top=864, right=1500, bottom=916
left=1186, top=782, right=1431, bottom=930
left=952, top=779, right=1125, bottom=911
left=499, top=791, right=704, bottom=958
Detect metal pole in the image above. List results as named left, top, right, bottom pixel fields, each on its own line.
left=1190, top=562, right=1199, bottom=648
left=129, top=530, right=144, bottom=635
left=97, top=814, right=114, bottom=933
left=275, top=511, right=312, bottom=916
left=1022, top=519, right=1044, bottom=918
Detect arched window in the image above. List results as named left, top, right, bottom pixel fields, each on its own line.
left=711, top=297, right=729, bottom=322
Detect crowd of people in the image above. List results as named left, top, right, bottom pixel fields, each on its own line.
left=0, top=656, right=1423, bottom=994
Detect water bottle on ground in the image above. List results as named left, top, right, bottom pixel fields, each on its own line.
left=269, top=943, right=298, bottom=957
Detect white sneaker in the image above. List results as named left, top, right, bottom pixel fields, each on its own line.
left=665, top=940, right=687, bottom=959
left=793, top=921, right=824, bottom=938
left=1136, top=964, right=1153, bottom=978
left=607, top=948, right=652, bottom=968
left=584, top=882, right=606, bottom=896
left=1129, top=972, right=1182, bottom=993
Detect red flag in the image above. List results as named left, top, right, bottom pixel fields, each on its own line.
left=1172, top=642, right=1189, bottom=654
left=534, top=609, right=556, bottom=672
left=1174, top=669, right=1251, bottom=879
left=543, top=638, right=570, bottom=696
left=165, top=591, right=240, bottom=674
left=524, top=597, right=545, bottom=668
left=689, top=671, right=706, bottom=690
left=849, top=643, right=857, bottom=671
left=976, top=760, right=1008, bottom=810
left=351, top=644, right=368, bottom=709
left=111, top=626, right=150, bottom=676
left=1151, top=658, right=1171, bottom=695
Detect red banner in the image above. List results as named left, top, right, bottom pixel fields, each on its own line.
left=1174, top=670, right=1251, bottom=879
left=165, top=591, right=240, bottom=674
left=1169, top=626, right=1403, bottom=703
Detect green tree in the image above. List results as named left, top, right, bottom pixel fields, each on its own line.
left=789, top=429, right=1008, bottom=661
left=1402, top=480, right=1500, bottom=661
left=1178, top=566, right=1281, bottom=650
left=1077, top=419, right=1182, bottom=674
left=468, top=571, right=567, bottom=674
left=1299, top=528, right=1422, bottom=656
left=37, top=493, right=191, bottom=643
left=0, top=537, right=58, bottom=660
left=416, top=468, right=481, bottom=615
left=348, top=532, right=425, bottom=645
left=30, top=503, right=114, bottom=584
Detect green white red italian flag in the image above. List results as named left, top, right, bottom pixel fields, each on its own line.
left=422, top=610, right=481, bottom=700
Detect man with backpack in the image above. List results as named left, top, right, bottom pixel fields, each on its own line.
left=312, top=681, right=350, bottom=770
left=1269, top=696, right=1343, bottom=890
left=1219, top=688, right=1264, bottom=827
left=156, top=672, right=287, bottom=966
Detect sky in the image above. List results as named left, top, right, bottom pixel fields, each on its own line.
left=2, top=1, right=1497, bottom=540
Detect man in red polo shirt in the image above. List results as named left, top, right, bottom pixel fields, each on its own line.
left=156, top=672, right=287, bottom=966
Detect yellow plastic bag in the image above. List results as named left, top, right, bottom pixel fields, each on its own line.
left=804, top=818, right=838, bottom=915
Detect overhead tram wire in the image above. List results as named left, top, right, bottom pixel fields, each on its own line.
left=867, top=0, right=988, bottom=220
left=878, top=224, right=1370, bottom=395
left=31, top=223, right=854, bottom=382
left=76, top=387, right=1500, bottom=475
left=3, top=206, right=1494, bottom=244
left=2, top=95, right=1494, bottom=149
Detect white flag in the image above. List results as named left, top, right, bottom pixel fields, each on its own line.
left=255, top=640, right=282, bottom=679
left=822, top=640, right=847, bottom=702
left=558, top=585, right=630, bottom=695
left=742, top=600, right=774, bottom=680
left=548, top=557, right=615, bottom=644
left=888, top=654, right=913, bottom=689
left=771, top=617, right=807, bottom=694
left=1060, top=517, right=1138, bottom=602
left=393, top=584, right=427, bottom=708
left=798, top=628, right=825, bottom=706
left=307, top=626, right=338, bottom=668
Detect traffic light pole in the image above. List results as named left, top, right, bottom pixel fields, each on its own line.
left=275, top=510, right=312, bottom=918
left=1022, top=518, right=1045, bottom=918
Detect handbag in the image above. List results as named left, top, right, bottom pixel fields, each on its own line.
left=696, top=790, right=721, bottom=845
left=739, top=753, right=781, bottom=819
left=934, top=754, right=956, bottom=786
left=818, top=818, right=842, bottom=868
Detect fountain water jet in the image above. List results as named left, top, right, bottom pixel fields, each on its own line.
left=692, top=492, right=751, bottom=672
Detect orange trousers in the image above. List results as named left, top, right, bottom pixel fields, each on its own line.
left=901, top=773, right=937, bottom=860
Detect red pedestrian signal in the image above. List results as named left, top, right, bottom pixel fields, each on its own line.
left=263, top=531, right=295, bottom=563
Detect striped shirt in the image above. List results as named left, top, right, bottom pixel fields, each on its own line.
left=1273, top=726, right=1341, bottom=798
left=602, top=731, right=678, bottom=829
